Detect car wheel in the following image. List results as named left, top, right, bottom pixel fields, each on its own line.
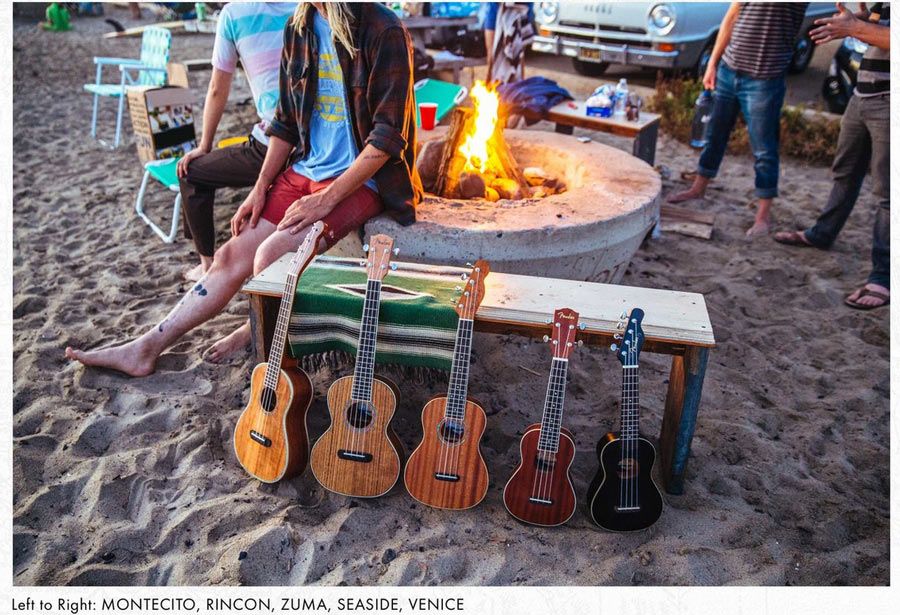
left=789, top=31, right=815, bottom=74
left=693, top=41, right=714, bottom=79
left=572, top=58, right=610, bottom=77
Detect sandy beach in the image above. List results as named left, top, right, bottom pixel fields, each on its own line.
left=12, top=8, right=888, bottom=585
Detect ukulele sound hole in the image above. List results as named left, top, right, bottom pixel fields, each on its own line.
left=438, top=419, right=466, bottom=444
left=259, top=387, right=277, bottom=412
left=344, top=401, right=375, bottom=430
left=617, top=457, right=639, bottom=480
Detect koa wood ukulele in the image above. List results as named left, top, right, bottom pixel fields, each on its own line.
left=233, top=221, right=326, bottom=482
left=309, top=235, right=406, bottom=498
left=404, top=260, right=491, bottom=510
left=586, top=308, right=664, bottom=532
left=503, top=307, right=582, bottom=526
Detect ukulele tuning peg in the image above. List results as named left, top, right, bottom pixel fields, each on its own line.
left=390, top=263, right=398, bottom=271
left=466, top=262, right=473, bottom=267
left=362, top=244, right=369, bottom=252
left=545, top=317, right=552, bottom=325
left=359, top=259, right=366, bottom=266
left=620, top=311, right=628, bottom=319
left=613, top=333, right=622, bottom=340
left=393, top=247, right=400, bottom=256
left=460, top=273, right=469, bottom=281
left=455, top=285, right=462, bottom=291
left=578, top=323, right=586, bottom=331
left=610, top=343, right=618, bottom=352
left=542, top=335, right=549, bottom=343
left=577, top=340, right=584, bottom=347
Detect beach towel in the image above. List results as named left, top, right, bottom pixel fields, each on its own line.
left=287, top=257, right=461, bottom=371
left=497, top=77, right=573, bottom=125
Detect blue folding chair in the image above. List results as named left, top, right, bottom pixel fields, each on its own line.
left=84, top=27, right=172, bottom=148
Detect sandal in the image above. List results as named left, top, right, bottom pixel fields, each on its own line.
left=773, top=231, right=814, bottom=247
left=844, top=288, right=890, bottom=310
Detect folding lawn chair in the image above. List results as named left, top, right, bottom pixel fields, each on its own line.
left=413, top=78, right=468, bottom=126
left=84, top=26, right=172, bottom=148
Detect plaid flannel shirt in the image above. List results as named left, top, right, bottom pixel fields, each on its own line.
left=267, top=3, right=422, bottom=225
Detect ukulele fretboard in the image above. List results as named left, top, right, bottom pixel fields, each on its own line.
left=445, top=317, right=475, bottom=420
left=537, top=358, right=569, bottom=452
left=620, top=364, right=640, bottom=441
left=351, top=279, right=382, bottom=402
left=263, top=269, right=300, bottom=390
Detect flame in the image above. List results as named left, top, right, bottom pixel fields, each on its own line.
left=458, top=81, right=503, bottom=175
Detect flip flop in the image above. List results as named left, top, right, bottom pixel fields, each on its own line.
left=844, top=288, right=890, bottom=310
left=773, top=231, right=814, bottom=247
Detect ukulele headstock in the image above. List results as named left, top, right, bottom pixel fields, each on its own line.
left=361, top=234, right=398, bottom=282
left=613, top=308, right=645, bottom=366
left=288, top=221, right=326, bottom=275
left=454, top=260, right=490, bottom=320
left=548, top=307, right=581, bottom=360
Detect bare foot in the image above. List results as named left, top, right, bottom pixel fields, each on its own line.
left=65, top=338, right=157, bottom=377
left=205, top=322, right=251, bottom=364
left=184, top=263, right=205, bottom=282
left=845, top=283, right=890, bottom=309
left=665, top=187, right=705, bottom=204
left=745, top=220, right=770, bottom=237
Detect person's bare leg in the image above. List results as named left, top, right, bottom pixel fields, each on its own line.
left=65, top=221, right=277, bottom=376
left=205, top=224, right=326, bottom=363
left=185, top=255, right=214, bottom=282
left=846, top=283, right=890, bottom=308
left=746, top=197, right=773, bottom=237
left=666, top=175, right=710, bottom=204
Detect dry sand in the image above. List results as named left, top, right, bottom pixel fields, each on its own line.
left=12, top=8, right=888, bottom=585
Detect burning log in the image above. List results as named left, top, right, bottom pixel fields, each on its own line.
left=432, top=107, right=473, bottom=199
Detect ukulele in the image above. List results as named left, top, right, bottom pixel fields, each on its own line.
left=586, top=308, right=664, bottom=532
left=233, top=221, right=325, bottom=482
left=503, top=308, right=582, bottom=526
left=404, top=261, right=491, bottom=510
left=309, top=235, right=406, bottom=497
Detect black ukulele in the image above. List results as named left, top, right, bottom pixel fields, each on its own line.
left=586, top=308, right=664, bottom=532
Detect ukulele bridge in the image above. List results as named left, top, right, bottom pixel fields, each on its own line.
left=337, top=449, right=373, bottom=463
left=434, top=472, right=460, bottom=482
left=249, top=430, right=272, bottom=447
left=615, top=505, right=640, bottom=512
left=528, top=496, right=554, bottom=505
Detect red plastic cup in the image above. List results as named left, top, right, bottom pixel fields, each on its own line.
left=419, top=102, right=438, bottom=130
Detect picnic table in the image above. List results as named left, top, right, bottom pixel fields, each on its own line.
left=242, top=255, right=715, bottom=495
left=521, top=101, right=661, bottom=166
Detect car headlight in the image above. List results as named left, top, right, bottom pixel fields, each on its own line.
left=538, top=2, right=559, bottom=24
left=843, top=37, right=868, bottom=54
left=649, top=4, right=676, bottom=35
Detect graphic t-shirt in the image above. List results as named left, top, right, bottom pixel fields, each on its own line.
left=292, top=11, right=374, bottom=190
left=212, top=2, right=296, bottom=144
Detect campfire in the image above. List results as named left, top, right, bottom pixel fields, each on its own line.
left=426, top=81, right=567, bottom=202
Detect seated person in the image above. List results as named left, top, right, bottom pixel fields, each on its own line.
left=176, top=2, right=296, bottom=282
left=66, top=1, right=422, bottom=376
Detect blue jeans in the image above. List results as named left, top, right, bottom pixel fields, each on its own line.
left=698, top=62, right=786, bottom=199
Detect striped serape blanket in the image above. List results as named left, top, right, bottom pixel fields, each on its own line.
left=287, top=257, right=462, bottom=371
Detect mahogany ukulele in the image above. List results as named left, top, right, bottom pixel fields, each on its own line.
left=309, top=235, right=406, bottom=497
left=233, top=221, right=326, bottom=483
left=404, top=261, right=491, bottom=510
left=586, top=308, right=664, bottom=532
left=503, top=307, right=583, bottom=526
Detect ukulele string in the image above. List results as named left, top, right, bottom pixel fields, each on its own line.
left=531, top=352, right=557, bottom=501
left=449, top=318, right=472, bottom=478
left=631, top=337, right=639, bottom=510
left=543, top=355, right=566, bottom=503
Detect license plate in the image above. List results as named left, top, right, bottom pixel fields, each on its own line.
left=579, top=48, right=601, bottom=61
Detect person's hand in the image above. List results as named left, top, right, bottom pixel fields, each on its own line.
left=176, top=145, right=211, bottom=179
left=702, top=62, right=717, bottom=91
left=277, top=190, right=336, bottom=234
left=231, top=186, right=267, bottom=236
left=854, top=2, right=871, bottom=20
left=811, top=2, right=859, bottom=44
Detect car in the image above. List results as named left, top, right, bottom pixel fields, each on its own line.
left=822, top=36, right=866, bottom=114
left=532, top=2, right=836, bottom=77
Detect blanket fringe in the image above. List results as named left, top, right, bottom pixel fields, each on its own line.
left=296, top=351, right=448, bottom=386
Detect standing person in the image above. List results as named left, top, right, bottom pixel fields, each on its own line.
left=176, top=2, right=296, bottom=282
left=666, top=2, right=808, bottom=237
left=484, top=2, right=534, bottom=84
left=65, top=2, right=421, bottom=376
left=774, top=3, right=889, bottom=310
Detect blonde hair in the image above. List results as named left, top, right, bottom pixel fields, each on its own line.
left=294, top=3, right=358, bottom=60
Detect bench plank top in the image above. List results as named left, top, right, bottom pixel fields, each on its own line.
left=243, top=255, right=714, bottom=348
left=525, top=101, right=661, bottom=139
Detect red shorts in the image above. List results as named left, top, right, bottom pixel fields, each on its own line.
left=260, top=169, right=383, bottom=249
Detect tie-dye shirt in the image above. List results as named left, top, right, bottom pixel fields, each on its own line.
left=292, top=11, right=374, bottom=190
left=211, top=2, right=296, bottom=144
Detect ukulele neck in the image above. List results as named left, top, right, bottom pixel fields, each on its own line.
left=445, top=317, right=475, bottom=421
left=620, top=363, right=640, bottom=442
left=537, top=357, right=569, bottom=453
left=262, top=268, right=301, bottom=389
left=351, top=279, right=383, bottom=402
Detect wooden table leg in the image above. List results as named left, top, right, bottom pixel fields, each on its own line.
left=248, top=294, right=279, bottom=365
left=658, top=346, right=709, bottom=495
left=632, top=119, right=659, bottom=166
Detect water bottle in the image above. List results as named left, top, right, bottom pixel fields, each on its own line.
left=690, top=90, right=713, bottom=148
left=614, top=78, right=628, bottom=115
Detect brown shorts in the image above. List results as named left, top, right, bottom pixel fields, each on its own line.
left=261, top=169, right=383, bottom=249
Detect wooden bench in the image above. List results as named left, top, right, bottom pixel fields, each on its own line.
left=521, top=101, right=661, bottom=166
left=242, top=255, right=714, bottom=495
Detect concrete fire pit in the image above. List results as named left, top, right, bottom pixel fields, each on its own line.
left=364, top=128, right=661, bottom=283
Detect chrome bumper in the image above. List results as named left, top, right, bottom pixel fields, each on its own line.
left=532, top=35, right=679, bottom=68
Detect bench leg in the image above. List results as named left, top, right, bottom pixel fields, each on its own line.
left=658, top=346, right=709, bottom=495
left=554, top=122, right=574, bottom=136
left=632, top=120, right=658, bottom=166
left=248, top=294, right=280, bottom=364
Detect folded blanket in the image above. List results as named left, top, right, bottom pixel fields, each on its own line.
left=497, top=76, right=573, bottom=124
left=287, top=257, right=462, bottom=371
